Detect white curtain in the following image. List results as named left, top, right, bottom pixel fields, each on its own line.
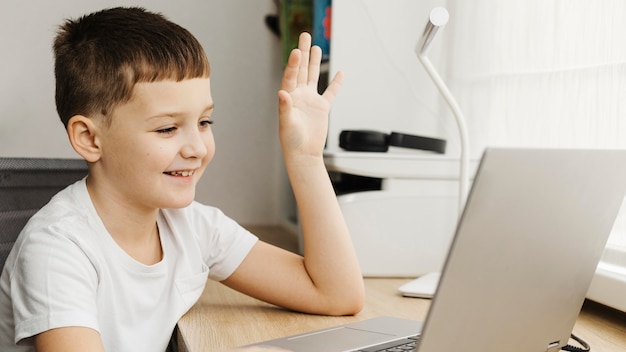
left=445, top=0, right=626, bottom=309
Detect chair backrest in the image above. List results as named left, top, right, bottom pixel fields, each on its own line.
left=0, top=158, right=88, bottom=270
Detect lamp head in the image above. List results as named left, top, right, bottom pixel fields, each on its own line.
left=416, top=7, right=449, bottom=57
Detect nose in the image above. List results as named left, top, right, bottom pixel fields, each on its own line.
left=181, top=128, right=210, bottom=159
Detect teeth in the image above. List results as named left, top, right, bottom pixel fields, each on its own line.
left=166, top=170, right=195, bottom=176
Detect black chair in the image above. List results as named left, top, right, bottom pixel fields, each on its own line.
left=0, top=158, right=88, bottom=270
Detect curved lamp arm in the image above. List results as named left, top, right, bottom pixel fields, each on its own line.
left=416, top=7, right=470, bottom=216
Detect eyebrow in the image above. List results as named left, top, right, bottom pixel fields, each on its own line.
left=202, top=103, right=215, bottom=114
left=147, top=103, right=215, bottom=120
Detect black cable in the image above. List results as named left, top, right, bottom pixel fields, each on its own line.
left=561, top=333, right=590, bottom=352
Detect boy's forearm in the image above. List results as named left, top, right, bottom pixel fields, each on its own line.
left=284, top=154, right=365, bottom=314
left=274, top=31, right=363, bottom=314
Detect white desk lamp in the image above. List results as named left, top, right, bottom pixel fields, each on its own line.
left=399, top=7, right=471, bottom=298
left=417, top=7, right=470, bottom=213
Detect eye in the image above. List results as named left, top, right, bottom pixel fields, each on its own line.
left=156, top=126, right=177, bottom=134
left=199, top=118, right=213, bottom=128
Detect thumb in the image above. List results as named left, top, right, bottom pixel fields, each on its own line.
left=277, top=89, right=293, bottom=121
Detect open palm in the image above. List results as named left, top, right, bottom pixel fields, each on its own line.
left=278, top=33, right=343, bottom=159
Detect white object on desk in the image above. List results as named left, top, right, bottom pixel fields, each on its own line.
left=320, top=153, right=477, bottom=277
left=398, top=272, right=441, bottom=298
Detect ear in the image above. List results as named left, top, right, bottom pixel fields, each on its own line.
left=67, top=115, right=102, bottom=163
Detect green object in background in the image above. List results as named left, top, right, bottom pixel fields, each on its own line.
left=280, top=0, right=313, bottom=67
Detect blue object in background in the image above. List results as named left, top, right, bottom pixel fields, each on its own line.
left=313, top=0, right=331, bottom=62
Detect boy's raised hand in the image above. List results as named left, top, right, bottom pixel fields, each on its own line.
left=277, top=32, right=344, bottom=160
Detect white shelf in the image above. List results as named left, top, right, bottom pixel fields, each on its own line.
left=324, top=151, right=479, bottom=179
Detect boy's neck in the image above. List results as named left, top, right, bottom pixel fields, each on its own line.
left=86, top=176, right=164, bottom=265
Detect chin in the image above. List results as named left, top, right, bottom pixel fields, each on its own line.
left=171, top=196, right=196, bottom=209
left=159, top=191, right=196, bottom=209
left=161, top=201, right=194, bottom=210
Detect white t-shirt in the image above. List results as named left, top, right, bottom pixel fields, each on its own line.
left=0, top=179, right=258, bottom=352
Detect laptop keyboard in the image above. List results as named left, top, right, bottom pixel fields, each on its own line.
left=358, top=335, right=420, bottom=352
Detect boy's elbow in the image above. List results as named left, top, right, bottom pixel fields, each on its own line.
left=344, top=293, right=366, bottom=315
left=325, top=284, right=366, bottom=316
left=334, top=294, right=366, bottom=316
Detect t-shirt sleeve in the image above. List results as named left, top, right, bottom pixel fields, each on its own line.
left=9, top=219, right=99, bottom=344
left=188, top=203, right=258, bottom=281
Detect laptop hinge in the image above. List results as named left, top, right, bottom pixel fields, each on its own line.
left=546, top=341, right=560, bottom=351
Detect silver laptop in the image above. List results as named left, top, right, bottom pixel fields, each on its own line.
left=244, top=148, right=626, bottom=352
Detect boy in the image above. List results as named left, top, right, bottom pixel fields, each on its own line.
left=0, top=7, right=364, bottom=352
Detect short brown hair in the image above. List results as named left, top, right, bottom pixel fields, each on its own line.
left=53, top=7, right=210, bottom=127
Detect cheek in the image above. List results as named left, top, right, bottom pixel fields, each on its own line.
left=137, top=144, right=171, bottom=173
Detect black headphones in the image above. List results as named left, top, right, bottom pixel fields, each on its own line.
left=339, top=130, right=446, bottom=154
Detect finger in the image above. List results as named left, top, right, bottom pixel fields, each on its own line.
left=280, top=48, right=301, bottom=92
left=322, top=70, right=344, bottom=104
left=308, top=45, right=322, bottom=87
left=296, top=32, right=312, bottom=85
left=277, top=89, right=293, bottom=120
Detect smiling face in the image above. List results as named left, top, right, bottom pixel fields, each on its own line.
left=87, top=78, right=215, bottom=212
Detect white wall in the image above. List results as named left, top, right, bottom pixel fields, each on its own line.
left=328, top=0, right=452, bottom=154
left=0, top=0, right=286, bottom=225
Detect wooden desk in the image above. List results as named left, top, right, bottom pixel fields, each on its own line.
left=177, top=278, right=626, bottom=351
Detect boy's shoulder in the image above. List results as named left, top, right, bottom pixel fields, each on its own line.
left=27, top=178, right=91, bottom=228
left=4, top=179, right=101, bottom=278
left=12, top=179, right=91, bottom=250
